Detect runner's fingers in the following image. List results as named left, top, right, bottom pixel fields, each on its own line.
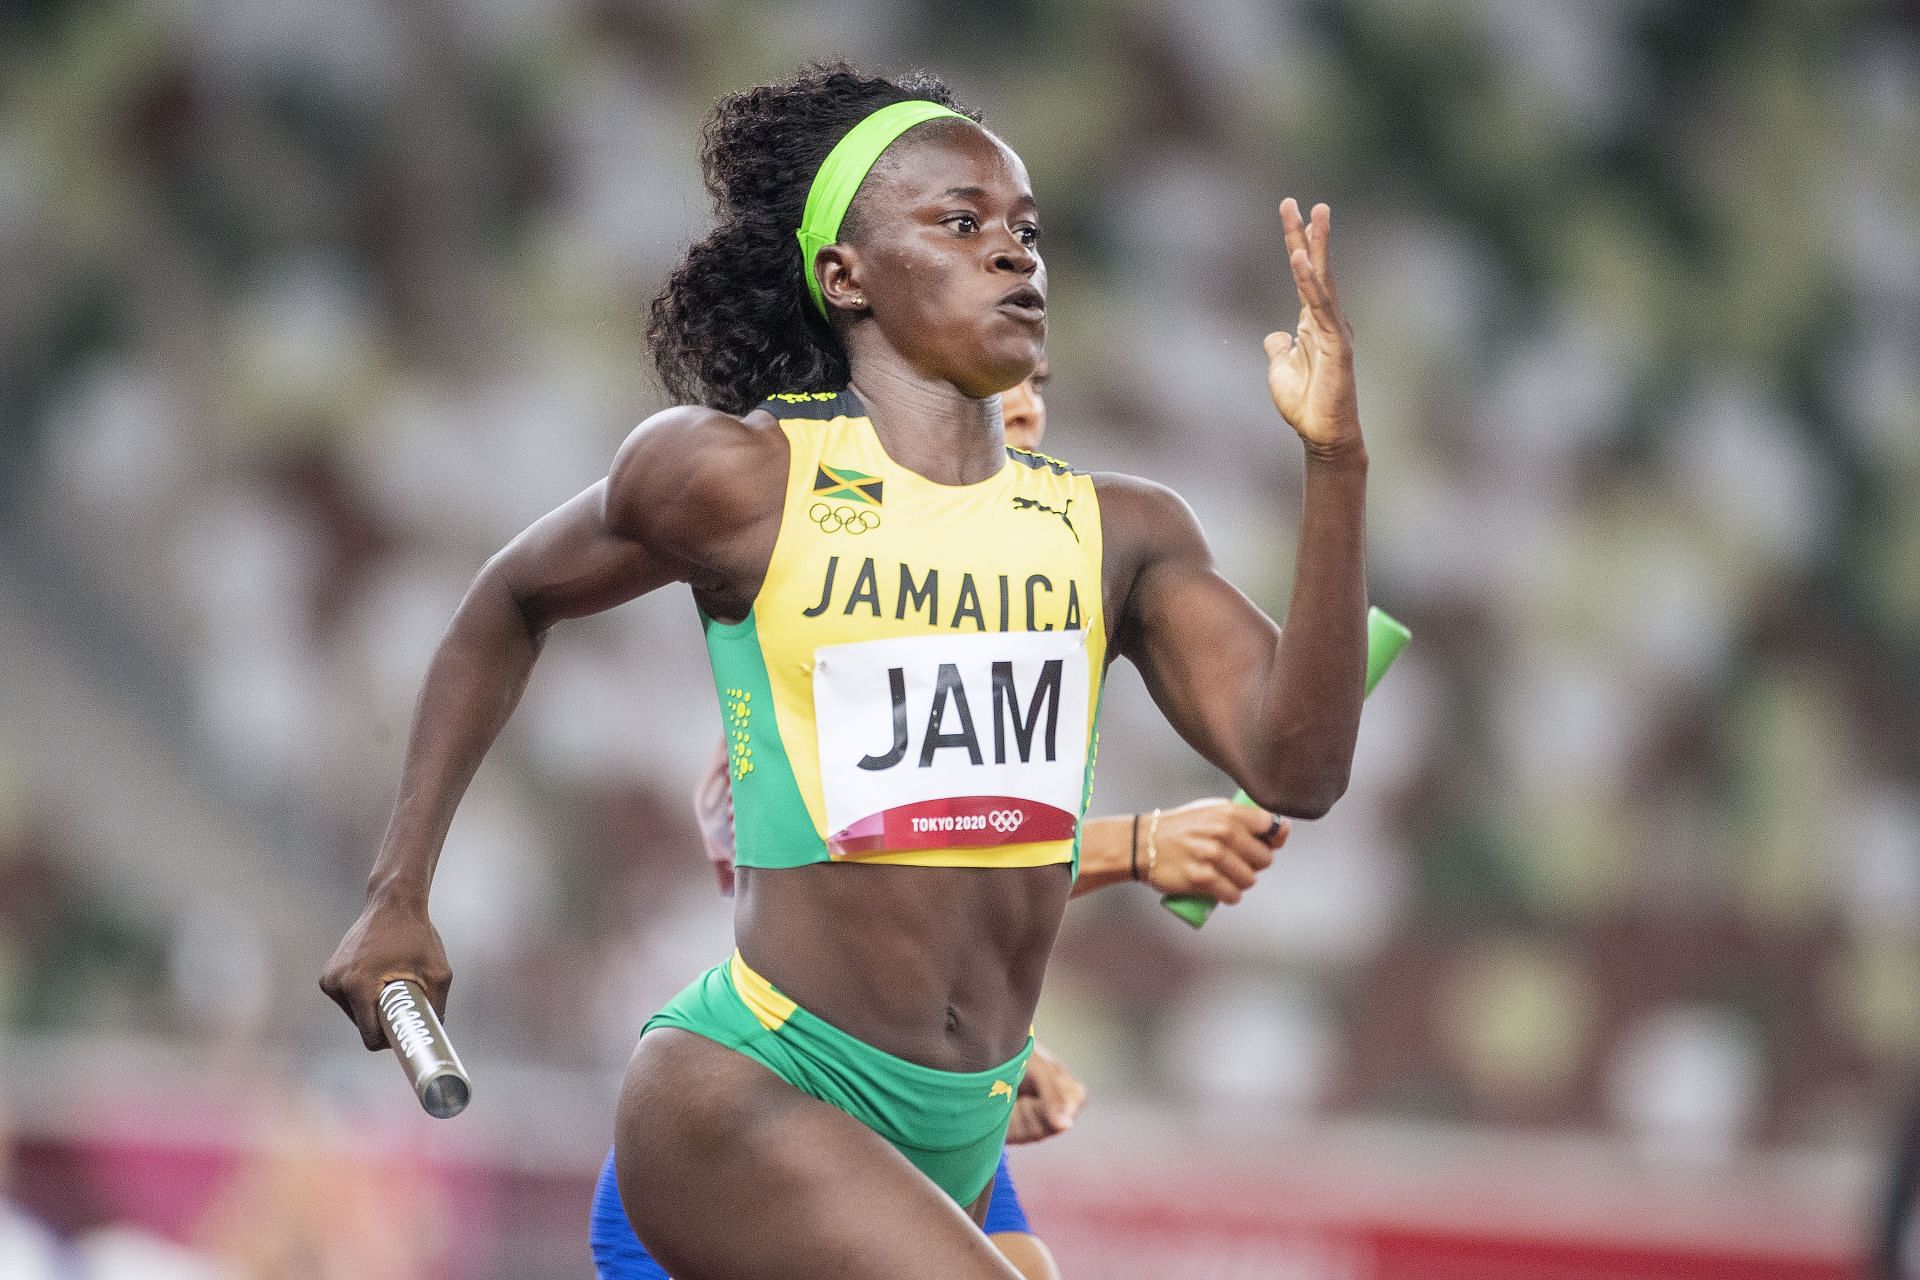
left=1231, top=805, right=1290, bottom=849
left=1222, top=825, right=1277, bottom=872
left=1197, top=868, right=1245, bottom=905
left=1212, top=848, right=1259, bottom=892
left=1279, top=197, right=1309, bottom=263
left=1288, top=247, right=1319, bottom=308
left=321, top=971, right=381, bottom=1050
left=1291, top=248, right=1339, bottom=327
left=352, top=986, right=389, bottom=1051
left=1308, top=203, right=1338, bottom=302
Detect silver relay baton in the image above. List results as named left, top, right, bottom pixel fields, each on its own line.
left=377, top=979, right=472, bottom=1118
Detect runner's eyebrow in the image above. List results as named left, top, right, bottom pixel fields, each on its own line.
left=937, top=186, right=1039, bottom=213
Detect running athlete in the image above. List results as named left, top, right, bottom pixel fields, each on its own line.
left=586, top=364, right=1295, bottom=1280
left=321, top=64, right=1368, bottom=1280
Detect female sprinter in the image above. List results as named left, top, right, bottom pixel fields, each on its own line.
left=321, top=63, right=1367, bottom=1280
left=585, top=362, right=1297, bottom=1280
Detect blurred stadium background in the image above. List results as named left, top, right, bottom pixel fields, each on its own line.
left=2, top=0, right=1917, bottom=1276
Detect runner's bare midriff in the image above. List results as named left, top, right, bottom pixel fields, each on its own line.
left=734, top=861, right=1071, bottom=1072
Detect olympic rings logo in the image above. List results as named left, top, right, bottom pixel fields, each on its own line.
left=987, top=809, right=1024, bottom=834
left=810, top=502, right=881, bottom=535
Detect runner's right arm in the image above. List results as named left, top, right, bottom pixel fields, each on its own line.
left=321, top=406, right=783, bottom=1049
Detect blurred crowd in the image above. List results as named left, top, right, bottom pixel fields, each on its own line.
left=2, top=0, right=1918, bottom=1273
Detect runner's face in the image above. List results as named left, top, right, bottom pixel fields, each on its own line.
left=1000, top=361, right=1048, bottom=451
left=839, top=122, right=1045, bottom=398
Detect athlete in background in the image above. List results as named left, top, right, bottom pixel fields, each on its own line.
left=1874, top=1092, right=1920, bottom=1279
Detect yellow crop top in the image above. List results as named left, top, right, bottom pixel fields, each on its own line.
left=703, top=389, right=1107, bottom=872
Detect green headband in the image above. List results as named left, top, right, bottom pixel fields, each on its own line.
left=796, top=100, right=967, bottom=319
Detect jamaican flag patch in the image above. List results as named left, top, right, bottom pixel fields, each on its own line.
left=813, top=464, right=883, bottom=506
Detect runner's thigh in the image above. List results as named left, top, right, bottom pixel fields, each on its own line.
left=616, top=1028, right=1020, bottom=1280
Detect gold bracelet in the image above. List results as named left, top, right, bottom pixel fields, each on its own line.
left=1145, top=807, right=1162, bottom=885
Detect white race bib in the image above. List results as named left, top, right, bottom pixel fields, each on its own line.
left=813, top=631, right=1091, bottom=856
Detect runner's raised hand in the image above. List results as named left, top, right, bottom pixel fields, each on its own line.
left=1264, top=199, right=1362, bottom=461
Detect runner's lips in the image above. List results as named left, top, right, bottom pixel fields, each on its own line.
left=998, top=285, right=1046, bottom=317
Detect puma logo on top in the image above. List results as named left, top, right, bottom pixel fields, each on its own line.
left=1012, top=495, right=1077, bottom=543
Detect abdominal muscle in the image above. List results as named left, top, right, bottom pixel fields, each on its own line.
left=732, top=860, right=1073, bottom=1072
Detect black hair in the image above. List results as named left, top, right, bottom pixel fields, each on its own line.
left=647, top=63, right=981, bottom=415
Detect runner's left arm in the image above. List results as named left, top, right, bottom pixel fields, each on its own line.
left=1106, top=199, right=1368, bottom=819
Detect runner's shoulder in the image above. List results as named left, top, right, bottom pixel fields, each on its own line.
left=613, top=403, right=782, bottom=472
left=1093, top=472, right=1213, bottom=582
left=1093, top=471, right=1202, bottom=535
left=606, top=404, right=787, bottom=542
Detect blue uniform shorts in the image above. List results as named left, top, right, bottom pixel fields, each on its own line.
left=589, top=1145, right=1033, bottom=1277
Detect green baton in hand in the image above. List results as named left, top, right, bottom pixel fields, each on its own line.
left=1160, top=606, right=1412, bottom=929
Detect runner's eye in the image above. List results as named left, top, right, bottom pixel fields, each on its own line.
left=945, top=215, right=979, bottom=235
left=1014, top=224, right=1040, bottom=247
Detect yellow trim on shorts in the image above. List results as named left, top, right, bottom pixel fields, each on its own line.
left=730, top=950, right=797, bottom=1032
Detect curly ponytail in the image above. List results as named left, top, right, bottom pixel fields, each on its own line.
left=647, top=63, right=980, bottom=415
